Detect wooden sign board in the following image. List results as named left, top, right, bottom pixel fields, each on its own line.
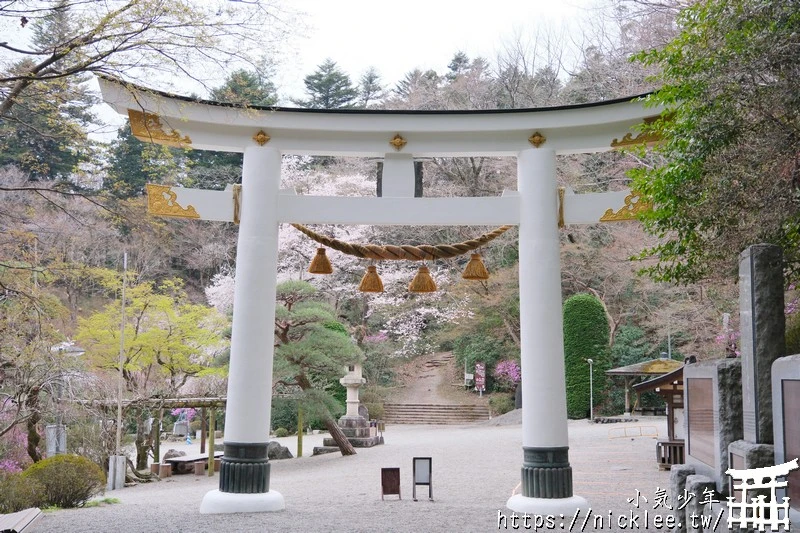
left=686, top=377, right=715, bottom=467
left=783, top=379, right=800, bottom=511
left=381, top=468, right=401, bottom=500
left=413, top=457, right=433, bottom=501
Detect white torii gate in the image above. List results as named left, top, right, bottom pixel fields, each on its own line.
left=99, top=77, right=659, bottom=516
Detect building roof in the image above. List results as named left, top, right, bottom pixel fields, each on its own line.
left=632, top=365, right=685, bottom=393
left=605, top=358, right=683, bottom=377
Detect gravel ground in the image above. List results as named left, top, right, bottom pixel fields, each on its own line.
left=36, top=416, right=671, bottom=533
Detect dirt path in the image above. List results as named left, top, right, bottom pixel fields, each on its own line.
left=388, top=351, right=488, bottom=405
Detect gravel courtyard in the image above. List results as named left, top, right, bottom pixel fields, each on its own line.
left=36, top=415, right=671, bottom=533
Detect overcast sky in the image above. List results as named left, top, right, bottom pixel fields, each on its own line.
left=276, top=0, right=595, bottom=103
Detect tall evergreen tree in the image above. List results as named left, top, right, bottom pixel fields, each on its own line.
left=293, top=59, right=359, bottom=109
left=0, top=5, right=95, bottom=180
left=357, top=67, right=385, bottom=108
left=209, top=68, right=278, bottom=107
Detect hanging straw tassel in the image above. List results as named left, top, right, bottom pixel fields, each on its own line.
left=358, top=265, right=384, bottom=292
left=462, top=253, right=489, bottom=280
left=308, top=248, right=333, bottom=274
left=408, top=265, right=437, bottom=293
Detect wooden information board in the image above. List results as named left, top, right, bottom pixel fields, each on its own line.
left=381, top=467, right=401, bottom=500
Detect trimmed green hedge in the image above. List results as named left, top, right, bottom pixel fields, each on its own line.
left=22, top=454, right=105, bottom=508
left=563, top=293, right=610, bottom=419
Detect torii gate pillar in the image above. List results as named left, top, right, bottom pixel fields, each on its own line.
left=200, top=145, right=285, bottom=513
left=507, top=148, right=589, bottom=515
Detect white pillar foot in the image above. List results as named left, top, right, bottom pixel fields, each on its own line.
left=506, top=494, right=589, bottom=517
left=200, top=489, right=285, bottom=514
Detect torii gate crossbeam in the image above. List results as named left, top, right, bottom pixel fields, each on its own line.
left=99, top=76, right=659, bottom=516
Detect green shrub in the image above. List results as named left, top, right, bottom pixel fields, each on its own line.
left=0, top=473, right=44, bottom=513
left=363, top=403, right=385, bottom=420
left=22, top=454, right=105, bottom=508
left=489, top=395, right=515, bottom=416
left=274, top=427, right=289, bottom=438
left=563, top=293, right=610, bottom=419
left=271, top=397, right=298, bottom=434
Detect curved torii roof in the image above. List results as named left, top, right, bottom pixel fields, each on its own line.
left=97, top=76, right=661, bottom=157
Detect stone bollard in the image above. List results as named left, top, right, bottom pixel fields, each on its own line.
left=150, top=463, right=159, bottom=475
left=194, top=461, right=205, bottom=475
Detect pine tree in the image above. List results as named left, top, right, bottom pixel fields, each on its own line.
left=358, top=67, right=385, bottom=108
left=293, top=59, right=359, bottom=109
left=0, top=4, right=95, bottom=180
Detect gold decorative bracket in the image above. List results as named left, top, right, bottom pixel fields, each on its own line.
left=146, top=184, right=200, bottom=219
left=128, top=110, right=191, bottom=148
left=253, top=130, right=270, bottom=146
left=599, top=191, right=651, bottom=222
left=611, top=116, right=662, bottom=149
left=389, top=134, right=407, bottom=151
left=528, top=132, right=546, bottom=148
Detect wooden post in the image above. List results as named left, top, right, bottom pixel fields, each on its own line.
left=153, top=409, right=162, bottom=463
left=297, top=407, right=303, bottom=458
left=207, top=408, right=215, bottom=476
left=200, top=407, right=206, bottom=454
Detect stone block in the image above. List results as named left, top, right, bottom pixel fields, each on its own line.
left=670, top=464, right=695, bottom=532
left=684, top=475, right=716, bottom=533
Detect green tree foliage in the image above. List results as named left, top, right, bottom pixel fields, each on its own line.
left=209, top=68, right=278, bottom=107
left=184, top=67, right=282, bottom=189
left=272, top=280, right=362, bottom=454
left=563, top=293, right=610, bottom=419
left=294, top=59, right=359, bottom=109
left=631, top=0, right=800, bottom=283
left=76, top=275, right=226, bottom=468
left=104, top=121, right=185, bottom=198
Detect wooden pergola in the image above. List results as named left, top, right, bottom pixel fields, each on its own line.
left=79, top=397, right=226, bottom=464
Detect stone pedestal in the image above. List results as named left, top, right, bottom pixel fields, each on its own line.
left=322, top=416, right=381, bottom=448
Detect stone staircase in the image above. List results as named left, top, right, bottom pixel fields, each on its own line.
left=383, top=403, right=490, bottom=425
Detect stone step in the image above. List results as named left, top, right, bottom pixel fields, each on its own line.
left=383, top=403, right=490, bottom=425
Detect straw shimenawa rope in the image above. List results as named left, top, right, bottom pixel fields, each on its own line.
left=290, top=223, right=513, bottom=261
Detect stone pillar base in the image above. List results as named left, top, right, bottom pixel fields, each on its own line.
left=219, top=442, right=271, bottom=494
left=200, top=489, right=284, bottom=514
left=506, top=494, right=589, bottom=516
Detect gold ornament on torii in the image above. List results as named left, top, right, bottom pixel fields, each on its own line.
left=599, top=192, right=651, bottom=222
left=146, top=184, right=200, bottom=219
left=128, top=110, right=191, bottom=148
